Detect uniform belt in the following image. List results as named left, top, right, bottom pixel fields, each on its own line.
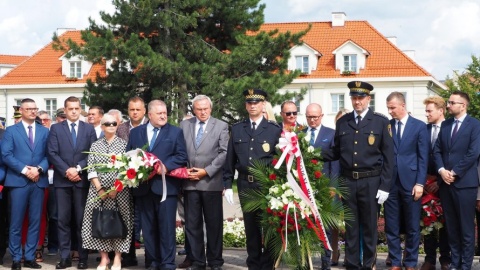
left=343, top=169, right=381, bottom=180
left=239, top=173, right=255, bottom=183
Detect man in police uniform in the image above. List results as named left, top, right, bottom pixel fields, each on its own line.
left=224, top=89, right=281, bottom=270
left=322, top=81, right=394, bottom=270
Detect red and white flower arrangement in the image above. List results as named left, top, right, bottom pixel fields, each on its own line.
left=420, top=175, right=444, bottom=235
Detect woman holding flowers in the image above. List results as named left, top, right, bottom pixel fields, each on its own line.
left=81, top=114, right=133, bottom=270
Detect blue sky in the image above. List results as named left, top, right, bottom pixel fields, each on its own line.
left=1, top=0, right=479, bottom=80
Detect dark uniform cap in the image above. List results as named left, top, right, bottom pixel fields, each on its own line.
left=13, top=105, right=21, bottom=119
left=56, top=108, right=66, bottom=118
left=348, top=81, right=374, bottom=97
left=243, top=88, right=267, bottom=102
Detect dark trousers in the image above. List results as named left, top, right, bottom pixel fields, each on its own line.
left=46, top=185, right=58, bottom=252
left=342, top=176, right=379, bottom=270
left=439, top=185, right=476, bottom=270
left=384, top=181, right=421, bottom=268
left=0, top=189, right=9, bottom=260
left=55, top=186, right=88, bottom=261
left=423, top=225, right=451, bottom=265
left=239, top=188, right=274, bottom=270
left=184, top=190, right=224, bottom=267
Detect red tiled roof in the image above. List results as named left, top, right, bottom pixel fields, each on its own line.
left=0, top=55, right=29, bottom=65
left=259, top=21, right=431, bottom=78
left=0, top=31, right=105, bottom=85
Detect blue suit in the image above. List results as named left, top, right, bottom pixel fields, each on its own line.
left=385, top=116, right=429, bottom=268
left=1, top=122, right=49, bottom=262
left=127, top=123, right=187, bottom=269
left=433, top=115, right=480, bottom=269
left=47, top=120, right=96, bottom=261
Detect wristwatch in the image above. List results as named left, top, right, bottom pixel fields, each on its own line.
left=37, top=166, right=44, bottom=174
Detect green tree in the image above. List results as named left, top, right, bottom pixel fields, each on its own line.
left=53, top=0, right=308, bottom=123
left=443, top=55, right=480, bottom=119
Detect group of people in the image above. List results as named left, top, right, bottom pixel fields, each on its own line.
left=0, top=80, right=479, bottom=270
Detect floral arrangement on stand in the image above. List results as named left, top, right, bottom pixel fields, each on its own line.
left=242, top=126, right=346, bottom=269
left=420, top=175, right=444, bottom=235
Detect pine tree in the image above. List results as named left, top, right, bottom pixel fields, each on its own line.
left=53, top=0, right=308, bottom=123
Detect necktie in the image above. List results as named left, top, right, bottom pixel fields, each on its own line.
left=150, top=127, right=159, bottom=151
left=356, top=115, right=362, bottom=127
left=196, top=122, right=205, bottom=147
left=71, top=123, right=77, bottom=148
left=451, top=120, right=459, bottom=143
left=251, top=122, right=256, bottom=133
left=309, top=128, right=316, bottom=146
left=99, top=131, right=104, bottom=139
left=28, top=125, right=33, bottom=148
left=397, top=121, right=402, bottom=142
left=431, top=124, right=439, bottom=147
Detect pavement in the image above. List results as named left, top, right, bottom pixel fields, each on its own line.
left=1, top=193, right=479, bottom=269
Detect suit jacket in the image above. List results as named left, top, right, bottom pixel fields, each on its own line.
left=1, top=122, right=49, bottom=188
left=47, top=120, right=97, bottom=188
left=127, top=123, right=188, bottom=196
left=390, top=116, right=429, bottom=191
left=179, top=117, right=229, bottom=191
left=117, top=118, right=149, bottom=141
left=434, top=115, right=480, bottom=188
left=304, top=126, right=340, bottom=178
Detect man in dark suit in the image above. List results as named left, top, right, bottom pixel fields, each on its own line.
left=433, top=91, right=480, bottom=270
left=420, top=96, right=451, bottom=270
left=179, top=95, right=229, bottom=270
left=1, top=98, right=50, bottom=270
left=47, top=96, right=97, bottom=269
left=384, top=92, right=429, bottom=270
left=0, top=128, right=8, bottom=265
left=224, top=89, right=282, bottom=270
left=127, top=99, right=187, bottom=270
left=321, top=81, right=394, bottom=270
left=304, top=103, right=339, bottom=270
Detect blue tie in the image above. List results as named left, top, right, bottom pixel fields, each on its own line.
left=397, top=121, right=402, bottom=143
left=150, top=127, right=159, bottom=151
left=309, top=128, right=316, bottom=146
left=71, top=123, right=77, bottom=148
left=451, top=120, right=459, bottom=143
left=28, top=125, right=34, bottom=148
left=196, top=122, right=205, bottom=147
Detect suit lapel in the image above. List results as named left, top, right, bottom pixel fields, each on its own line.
left=445, top=119, right=454, bottom=149
left=62, top=121, right=75, bottom=149
left=189, top=119, right=197, bottom=148
left=196, top=118, right=214, bottom=149
left=151, top=124, right=168, bottom=151
left=451, top=116, right=468, bottom=147
left=17, top=123, right=33, bottom=151
left=314, top=126, right=324, bottom=146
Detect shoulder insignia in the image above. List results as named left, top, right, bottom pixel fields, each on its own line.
left=387, top=124, right=392, bottom=137
left=268, top=120, right=280, bottom=127
left=232, top=119, right=248, bottom=127
left=374, top=112, right=389, bottom=120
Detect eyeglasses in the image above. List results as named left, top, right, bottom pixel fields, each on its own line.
left=283, top=111, right=298, bottom=116
left=447, top=101, right=464, bottom=105
left=40, top=118, right=51, bottom=122
left=102, top=121, right=118, bottom=127
left=306, top=116, right=321, bottom=120
left=22, top=108, right=39, bottom=112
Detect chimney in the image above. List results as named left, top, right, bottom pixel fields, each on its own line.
left=56, top=28, right=76, bottom=36
left=332, top=12, right=346, bottom=27
left=386, top=36, right=397, bottom=46
left=403, top=50, right=415, bottom=60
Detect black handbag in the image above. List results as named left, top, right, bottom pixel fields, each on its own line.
left=91, top=199, right=127, bottom=239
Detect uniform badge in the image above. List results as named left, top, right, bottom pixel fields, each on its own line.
left=387, top=124, right=392, bottom=137
left=262, top=142, right=270, bottom=152
left=368, top=132, right=375, bottom=145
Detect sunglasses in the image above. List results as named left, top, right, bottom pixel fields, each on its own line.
left=103, top=121, right=118, bottom=127
left=283, top=111, right=298, bottom=116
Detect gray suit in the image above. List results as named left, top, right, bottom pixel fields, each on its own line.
left=179, top=117, right=229, bottom=268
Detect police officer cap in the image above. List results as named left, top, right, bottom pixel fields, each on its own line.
left=56, top=108, right=66, bottom=118
left=348, top=81, right=374, bottom=97
left=243, top=88, right=267, bottom=102
left=13, top=105, right=21, bottom=119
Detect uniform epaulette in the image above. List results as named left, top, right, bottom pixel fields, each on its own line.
left=232, top=119, right=248, bottom=127
left=374, top=112, right=389, bottom=120
left=267, top=120, right=280, bottom=127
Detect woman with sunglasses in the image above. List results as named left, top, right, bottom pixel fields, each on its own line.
left=81, top=114, right=133, bottom=270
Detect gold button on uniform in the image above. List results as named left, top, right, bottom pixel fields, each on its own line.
left=354, top=152, right=357, bottom=155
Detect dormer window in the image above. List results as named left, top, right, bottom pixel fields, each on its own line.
left=70, top=62, right=82, bottom=78
left=296, top=56, right=309, bottom=73
left=343, top=55, right=357, bottom=72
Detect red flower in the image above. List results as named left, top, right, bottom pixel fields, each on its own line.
left=272, top=159, right=278, bottom=166
left=113, top=179, right=124, bottom=192
left=423, top=216, right=432, bottom=226
left=311, top=159, right=318, bottom=165
left=276, top=227, right=283, bottom=234
left=126, top=168, right=137, bottom=179
left=314, top=171, right=322, bottom=179
left=266, top=208, right=273, bottom=214
left=269, top=173, right=277, bottom=180
left=111, top=155, right=116, bottom=164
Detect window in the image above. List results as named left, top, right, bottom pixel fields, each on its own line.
left=14, top=99, right=22, bottom=106
left=69, top=62, right=82, bottom=78
left=45, top=99, right=57, bottom=118
left=343, top=55, right=357, bottom=72
left=295, top=56, right=309, bottom=73
left=331, top=94, right=345, bottom=113
left=369, top=94, right=375, bottom=111
left=292, top=95, right=302, bottom=113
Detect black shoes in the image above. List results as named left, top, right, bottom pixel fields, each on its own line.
left=11, top=261, right=22, bottom=270
left=55, top=258, right=72, bottom=269
left=122, top=256, right=138, bottom=267
left=177, top=249, right=187, bottom=256
left=23, top=260, right=42, bottom=269
left=211, top=266, right=223, bottom=270
left=77, top=260, right=88, bottom=269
